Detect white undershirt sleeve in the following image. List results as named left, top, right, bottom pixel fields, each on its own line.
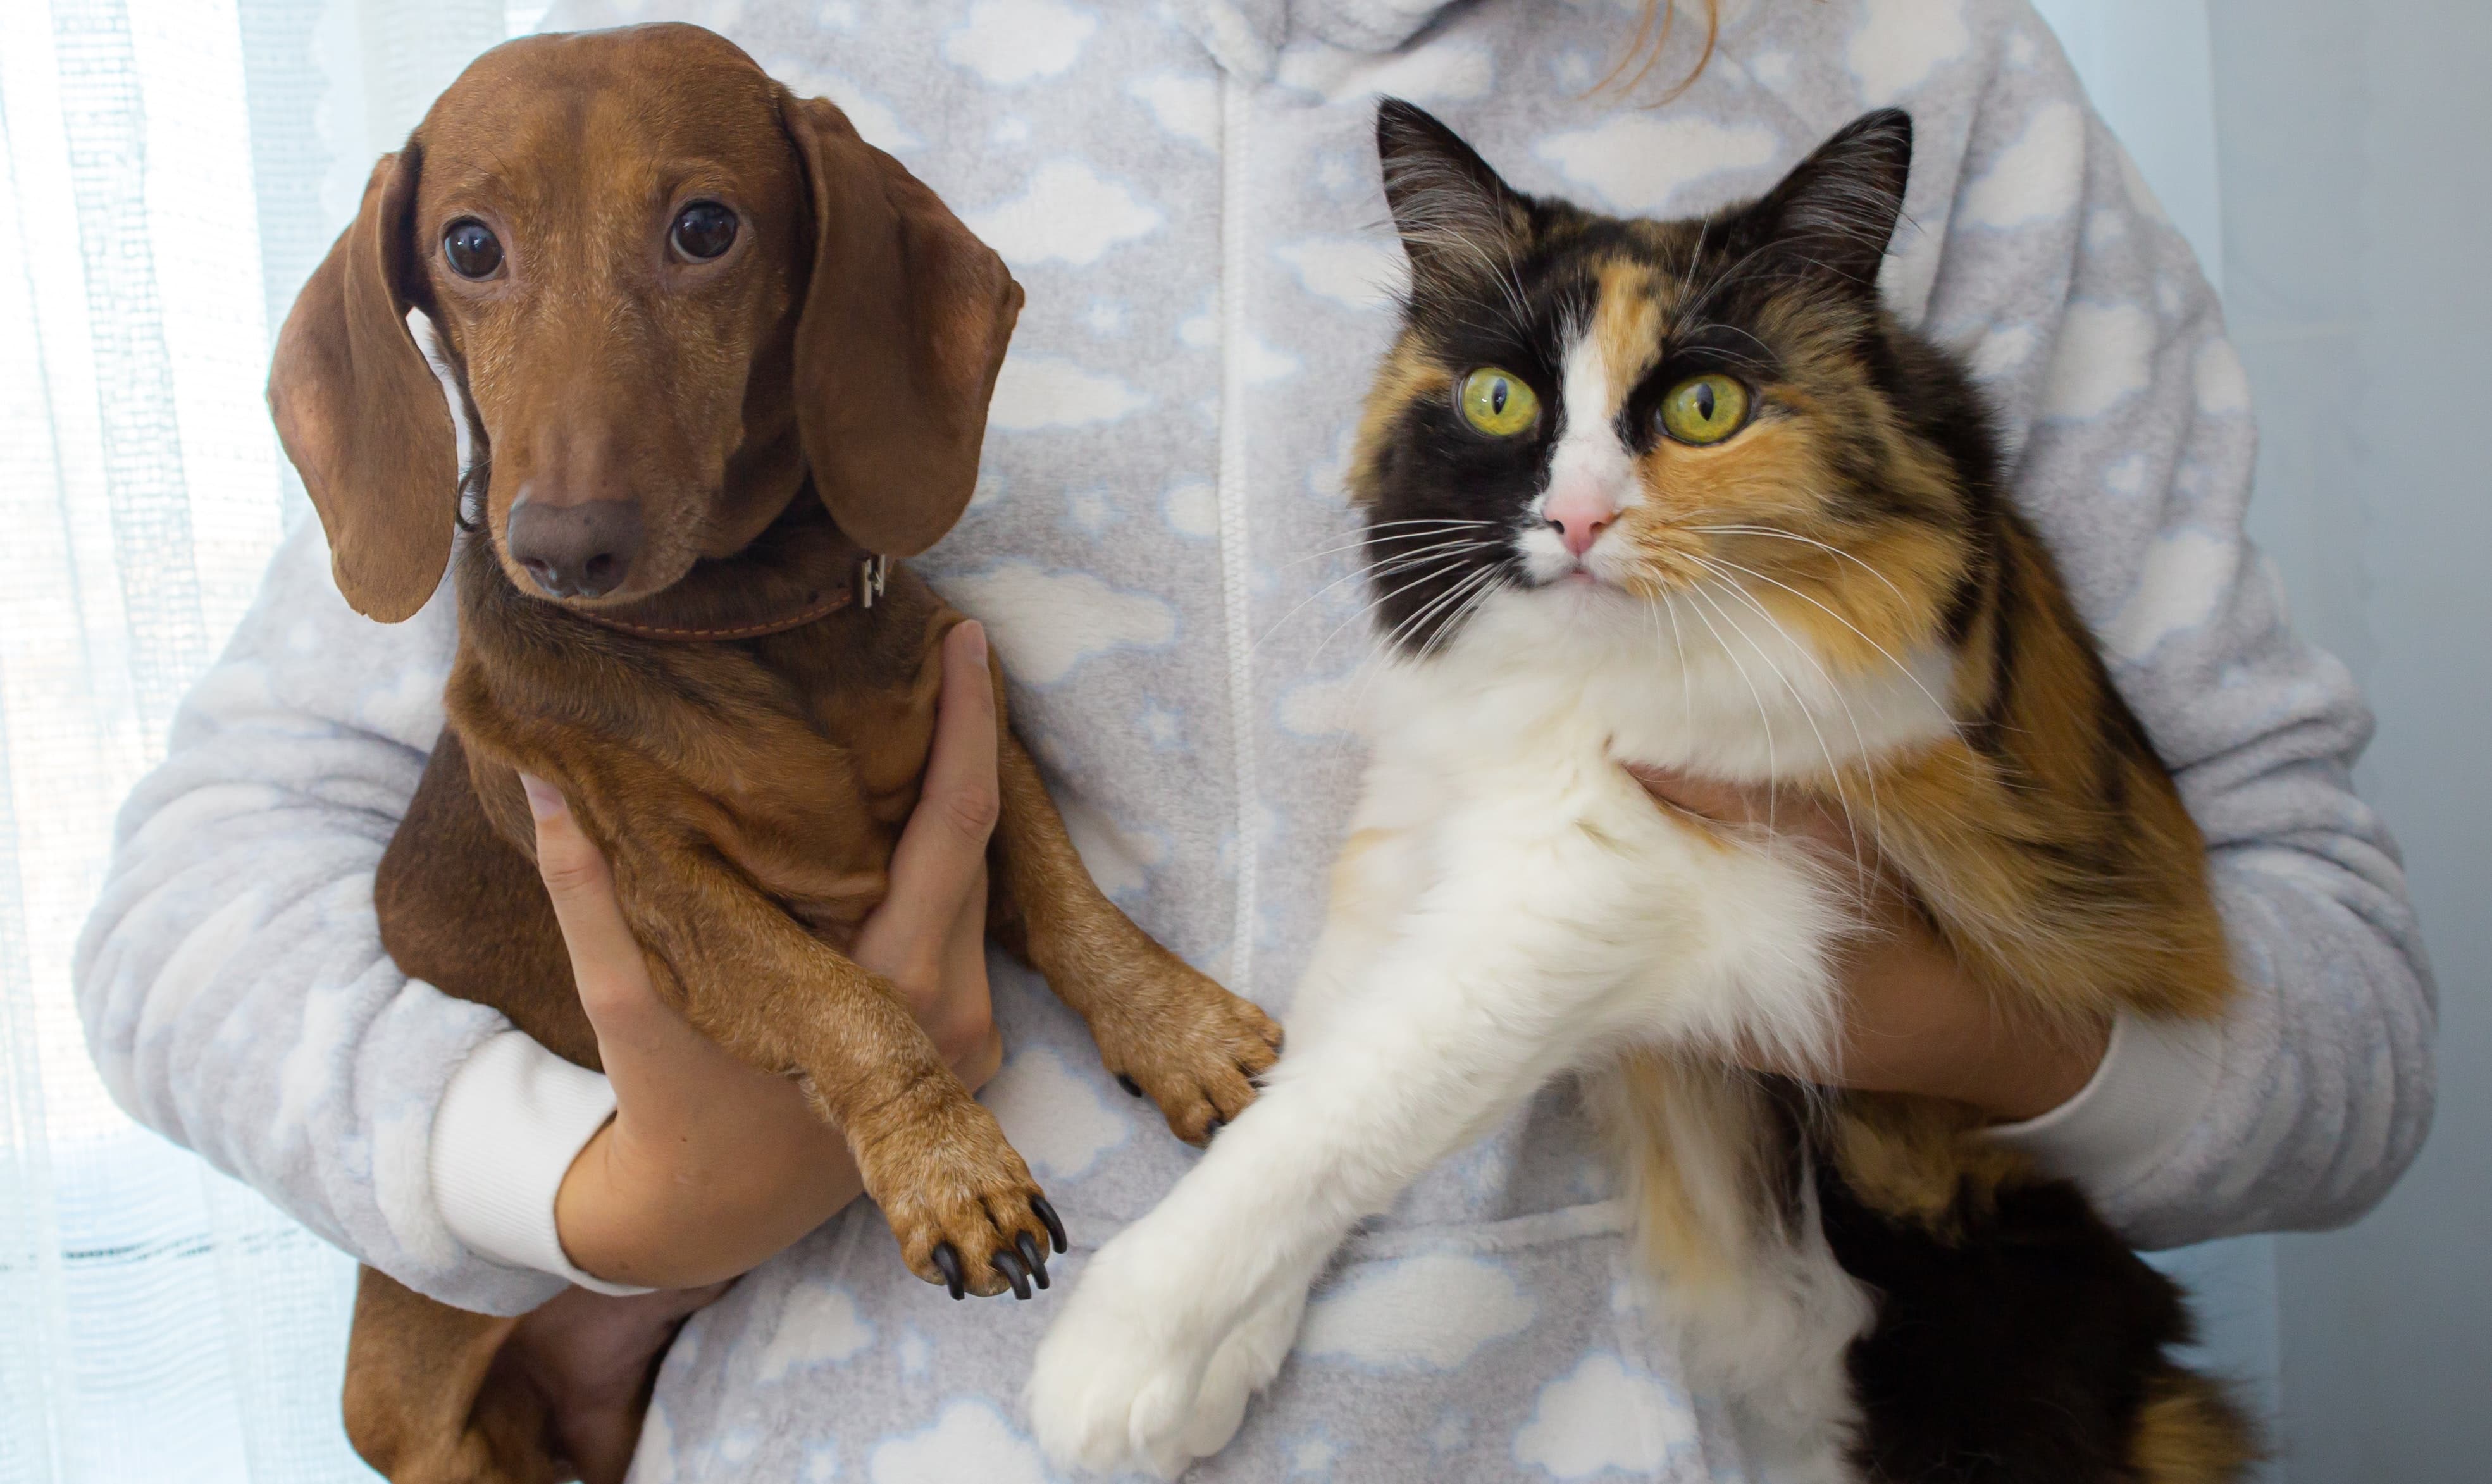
left=1985, top=1010, right=2230, bottom=1208
left=428, top=1028, right=654, bottom=1297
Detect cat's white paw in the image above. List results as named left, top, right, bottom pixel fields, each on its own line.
left=1175, top=1287, right=1305, bottom=1460
left=1027, top=1235, right=1291, bottom=1478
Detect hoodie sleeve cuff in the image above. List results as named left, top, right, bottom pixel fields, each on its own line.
left=429, top=1029, right=654, bottom=1297
left=1985, top=1010, right=2228, bottom=1200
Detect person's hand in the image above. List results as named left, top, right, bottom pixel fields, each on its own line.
left=1628, top=767, right=2108, bottom=1122
left=537, top=617, right=1008, bottom=1290
left=495, top=1282, right=727, bottom=1484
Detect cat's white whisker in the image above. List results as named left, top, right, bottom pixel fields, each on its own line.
left=1417, top=566, right=1508, bottom=665
left=1384, top=560, right=1504, bottom=659
left=1284, top=518, right=1500, bottom=569
left=1255, top=538, right=1494, bottom=655
left=1687, top=555, right=1876, bottom=898
left=1661, top=589, right=1695, bottom=722
left=1678, top=577, right=1783, bottom=836
left=1346, top=562, right=1506, bottom=719
left=1308, top=551, right=1490, bottom=663
left=1687, top=525, right=1914, bottom=610
left=1694, top=550, right=1952, bottom=725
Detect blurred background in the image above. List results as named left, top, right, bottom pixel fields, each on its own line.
left=0, top=0, right=2481, bottom=1478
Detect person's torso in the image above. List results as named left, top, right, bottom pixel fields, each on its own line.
left=511, top=1, right=2060, bottom=1476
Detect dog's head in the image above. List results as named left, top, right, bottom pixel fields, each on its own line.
left=270, top=23, right=1022, bottom=620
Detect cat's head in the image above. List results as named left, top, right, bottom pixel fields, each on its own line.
left=1349, top=101, right=1995, bottom=671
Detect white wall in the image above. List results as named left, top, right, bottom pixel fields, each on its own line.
left=2206, top=1, right=2492, bottom=1478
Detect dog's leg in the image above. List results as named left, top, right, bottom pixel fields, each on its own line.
left=344, top=1265, right=562, bottom=1484
left=1594, top=1056, right=1872, bottom=1483
left=593, top=834, right=1060, bottom=1299
left=989, top=717, right=1282, bottom=1144
left=378, top=727, right=600, bottom=1067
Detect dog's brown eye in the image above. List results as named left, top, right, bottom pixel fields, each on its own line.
left=671, top=201, right=737, bottom=261
left=442, top=219, right=502, bottom=279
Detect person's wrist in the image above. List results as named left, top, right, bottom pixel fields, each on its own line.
left=1832, top=915, right=2111, bottom=1120
left=550, top=1120, right=760, bottom=1290
left=1939, top=1009, right=2112, bottom=1122
left=550, top=1121, right=644, bottom=1287
left=553, top=1101, right=866, bottom=1290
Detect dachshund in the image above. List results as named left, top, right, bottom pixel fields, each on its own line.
left=266, top=23, right=1282, bottom=1483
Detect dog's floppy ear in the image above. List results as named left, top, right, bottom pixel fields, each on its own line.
left=780, top=92, right=1022, bottom=558
left=267, top=147, right=459, bottom=622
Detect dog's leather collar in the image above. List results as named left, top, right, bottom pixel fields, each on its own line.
left=574, top=554, right=890, bottom=643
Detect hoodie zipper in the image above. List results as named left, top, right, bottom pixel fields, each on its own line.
left=1215, top=69, right=1260, bottom=994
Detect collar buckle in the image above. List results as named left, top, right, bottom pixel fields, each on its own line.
left=859, top=553, right=890, bottom=609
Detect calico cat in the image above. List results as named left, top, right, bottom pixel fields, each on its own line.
left=1028, top=102, right=2256, bottom=1483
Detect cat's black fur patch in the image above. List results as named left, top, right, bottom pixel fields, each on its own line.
left=1816, top=1158, right=2204, bottom=1483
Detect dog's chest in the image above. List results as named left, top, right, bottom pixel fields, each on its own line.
left=654, top=640, right=945, bottom=939
left=454, top=624, right=945, bottom=948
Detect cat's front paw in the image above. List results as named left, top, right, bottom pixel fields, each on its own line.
left=1027, top=1233, right=1278, bottom=1478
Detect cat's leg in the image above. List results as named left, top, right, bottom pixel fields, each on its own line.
left=1027, top=870, right=1649, bottom=1477
left=1143, top=810, right=1430, bottom=1459
left=1595, top=1056, right=1871, bottom=1484
left=1019, top=856, right=1402, bottom=1476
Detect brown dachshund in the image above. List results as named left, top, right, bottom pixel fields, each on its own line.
left=266, top=23, right=1282, bottom=1484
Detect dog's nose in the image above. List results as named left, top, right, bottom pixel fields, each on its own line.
left=505, top=495, right=643, bottom=599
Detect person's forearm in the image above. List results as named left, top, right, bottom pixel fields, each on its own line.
left=549, top=1017, right=1000, bottom=1287
left=554, top=1109, right=864, bottom=1289
left=1829, top=915, right=2111, bottom=1122
left=75, top=522, right=562, bottom=1315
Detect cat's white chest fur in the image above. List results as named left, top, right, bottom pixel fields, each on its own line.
left=1027, top=591, right=1946, bottom=1481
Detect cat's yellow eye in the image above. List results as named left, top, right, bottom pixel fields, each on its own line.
left=1658, top=373, right=1752, bottom=445
left=1458, top=367, right=1540, bottom=436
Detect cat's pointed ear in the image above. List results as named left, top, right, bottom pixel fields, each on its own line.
left=1376, top=98, right=1532, bottom=288
left=1745, top=108, right=1914, bottom=293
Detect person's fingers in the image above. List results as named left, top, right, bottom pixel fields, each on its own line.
left=865, top=622, right=1000, bottom=967
left=1625, top=764, right=1757, bottom=825
left=521, top=773, right=660, bottom=1032
left=917, top=862, right=996, bottom=1060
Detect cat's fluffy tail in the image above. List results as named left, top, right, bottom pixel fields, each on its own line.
left=2131, top=1368, right=2262, bottom=1484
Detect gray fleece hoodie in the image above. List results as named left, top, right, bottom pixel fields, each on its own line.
left=77, top=0, right=2433, bottom=1479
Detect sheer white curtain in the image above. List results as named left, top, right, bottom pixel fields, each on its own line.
left=0, top=1, right=2274, bottom=1479
left=1, top=4, right=509, bottom=1480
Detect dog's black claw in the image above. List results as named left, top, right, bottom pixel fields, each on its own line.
left=1116, top=1073, right=1144, bottom=1098
left=1017, top=1231, right=1050, bottom=1289
left=932, top=1242, right=966, bottom=1301
left=995, top=1248, right=1033, bottom=1301
left=1032, top=1195, right=1069, bottom=1255
left=1204, top=1115, right=1226, bottom=1140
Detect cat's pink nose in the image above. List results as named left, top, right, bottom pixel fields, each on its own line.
left=1544, top=490, right=1617, bottom=557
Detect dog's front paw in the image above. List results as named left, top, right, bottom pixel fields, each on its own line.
left=1028, top=1233, right=1275, bottom=1478
left=1091, top=957, right=1284, bottom=1146
left=850, top=1076, right=1065, bottom=1301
